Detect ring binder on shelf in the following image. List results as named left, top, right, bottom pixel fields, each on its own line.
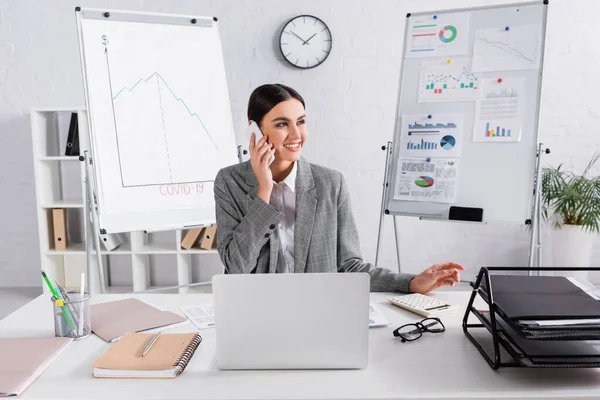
left=463, top=266, right=600, bottom=370
left=65, top=112, right=80, bottom=156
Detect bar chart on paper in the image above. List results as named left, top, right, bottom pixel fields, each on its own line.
left=474, top=77, right=524, bottom=142
left=418, top=60, right=480, bottom=102
left=400, top=114, right=464, bottom=158
left=484, top=123, right=511, bottom=138
left=407, top=139, right=438, bottom=150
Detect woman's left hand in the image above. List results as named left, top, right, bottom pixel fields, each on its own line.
left=409, top=262, right=465, bottom=294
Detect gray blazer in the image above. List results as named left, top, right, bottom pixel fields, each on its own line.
left=213, top=157, right=415, bottom=292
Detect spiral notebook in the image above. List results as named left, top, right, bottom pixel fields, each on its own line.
left=92, top=332, right=202, bottom=378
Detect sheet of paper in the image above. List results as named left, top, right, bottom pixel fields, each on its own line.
left=567, top=277, right=600, bottom=301
left=400, top=114, right=464, bottom=158
left=394, top=157, right=459, bottom=203
left=473, top=77, right=524, bottom=142
left=405, top=12, right=471, bottom=58
left=472, top=25, right=542, bottom=72
left=179, top=304, right=215, bottom=330
left=418, top=59, right=481, bottom=102
left=369, top=304, right=390, bottom=328
left=519, top=318, right=600, bottom=327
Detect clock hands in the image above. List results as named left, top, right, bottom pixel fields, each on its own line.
left=291, top=31, right=312, bottom=45
left=304, top=33, right=317, bottom=44
left=290, top=31, right=308, bottom=44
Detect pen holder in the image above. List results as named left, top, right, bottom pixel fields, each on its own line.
left=51, top=291, right=91, bottom=340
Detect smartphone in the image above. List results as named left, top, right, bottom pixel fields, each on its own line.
left=247, top=121, right=274, bottom=165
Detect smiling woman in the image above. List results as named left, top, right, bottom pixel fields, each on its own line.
left=246, top=85, right=307, bottom=201
left=212, top=83, right=464, bottom=293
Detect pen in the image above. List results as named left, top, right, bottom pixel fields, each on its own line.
left=55, top=281, right=80, bottom=328
left=52, top=281, right=76, bottom=321
left=142, top=331, right=162, bottom=357
left=55, top=281, right=73, bottom=307
left=55, top=281, right=70, bottom=299
left=42, top=270, right=77, bottom=334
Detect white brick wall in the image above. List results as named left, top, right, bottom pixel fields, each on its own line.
left=1, top=0, right=599, bottom=287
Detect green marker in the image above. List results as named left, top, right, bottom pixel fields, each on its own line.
left=42, top=270, right=77, bottom=334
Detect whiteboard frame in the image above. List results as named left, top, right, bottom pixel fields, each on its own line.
left=75, top=8, right=236, bottom=233
left=383, top=0, right=549, bottom=224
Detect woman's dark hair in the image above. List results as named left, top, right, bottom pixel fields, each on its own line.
left=247, top=84, right=305, bottom=127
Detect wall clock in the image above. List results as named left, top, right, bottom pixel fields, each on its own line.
left=279, top=15, right=332, bottom=69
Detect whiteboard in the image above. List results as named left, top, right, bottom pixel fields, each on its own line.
left=385, top=1, right=548, bottom=224
left=76, top=8, right=239, bottom=233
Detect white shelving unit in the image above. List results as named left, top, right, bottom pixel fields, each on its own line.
left=31, top=107, right=222, bottom=295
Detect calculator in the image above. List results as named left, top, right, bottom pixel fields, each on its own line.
left=387, top=293, right=456, bottom=318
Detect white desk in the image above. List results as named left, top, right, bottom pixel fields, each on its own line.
left=2, top=290, right=600, bottom=400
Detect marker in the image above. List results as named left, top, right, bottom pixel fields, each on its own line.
left=42, top=270, right=60, bottom=300
left=433, top=15, right=438, bottom=19
left=505, top=26, right=510, bottom=31
left=497, top=78, right=503, bottom=83
left=447, top=59, right=452, bottom=64
left=427, top=115, right=432, bottom=119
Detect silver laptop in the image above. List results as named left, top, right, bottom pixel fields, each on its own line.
left=212, top=272, right=370, bottom=370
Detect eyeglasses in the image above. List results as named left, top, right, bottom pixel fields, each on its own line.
left=392, top=317, right=445, bottom=342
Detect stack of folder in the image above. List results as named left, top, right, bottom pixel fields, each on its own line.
left=464, top=268, right=600, bottom=369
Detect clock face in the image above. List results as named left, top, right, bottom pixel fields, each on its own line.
left=279, top=15, right=332, bottom=69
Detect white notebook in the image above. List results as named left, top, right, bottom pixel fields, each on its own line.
left=0, top=337, right=72, bottom=397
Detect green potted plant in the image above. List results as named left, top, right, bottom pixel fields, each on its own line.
left=541, top=152, right=600, bottom=278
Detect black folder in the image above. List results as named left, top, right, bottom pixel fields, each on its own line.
left=481, top=311, right=600, bottom=366
left=482, top=275, right=600, bottom=321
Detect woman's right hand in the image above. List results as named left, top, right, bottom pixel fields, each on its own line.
left=249, top=132, right=275, bottom=203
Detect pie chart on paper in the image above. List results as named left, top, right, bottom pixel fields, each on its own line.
left=439, top=25, right=458, bottom=43
left=415, top=176, right=434, bottom=188
left=440, top=135, right=456, bottom=150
